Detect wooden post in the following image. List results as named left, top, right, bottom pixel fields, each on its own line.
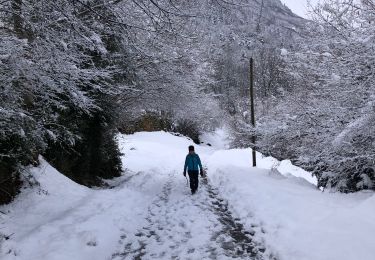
left=250, top=58, right=257, bottom=167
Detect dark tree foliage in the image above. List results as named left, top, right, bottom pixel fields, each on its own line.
left=43, top=96, right=122, bottom=186
left=173, top=119, right=201, bottom=144
left=0, top=0, right=131, bottom=202
left=119, top=111, right=174, bottom=134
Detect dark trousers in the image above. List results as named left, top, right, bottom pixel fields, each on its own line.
left=188, top=170, right=199, bottom=193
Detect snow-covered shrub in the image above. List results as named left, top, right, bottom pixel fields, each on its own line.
left=119, top=111, right=173, bottom=134
left=173, top=119, right=201, bottom=144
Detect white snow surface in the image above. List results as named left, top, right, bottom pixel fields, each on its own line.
left=280, top=48, right=288, bottom=56
left=1, top=131, right=374, bottom=260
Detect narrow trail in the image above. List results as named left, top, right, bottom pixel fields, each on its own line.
left=111, top=172, right=276, bottom=260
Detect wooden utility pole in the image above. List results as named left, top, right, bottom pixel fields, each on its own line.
left=249, top=58, right=257, bottom=167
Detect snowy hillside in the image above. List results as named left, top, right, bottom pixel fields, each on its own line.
left=1, top=131, right=374, bottom=260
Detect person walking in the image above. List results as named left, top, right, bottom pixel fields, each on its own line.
left=183, top=145, right=204, bottom=194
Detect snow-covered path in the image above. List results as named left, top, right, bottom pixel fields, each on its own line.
left=112, top=171, right=270, bottom=260
left=1, top=130, right=374, bottom=260
left=1, top=130, right=273, bottom=260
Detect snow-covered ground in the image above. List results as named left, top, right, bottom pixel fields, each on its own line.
left=1, top=130, right=374, bottom=260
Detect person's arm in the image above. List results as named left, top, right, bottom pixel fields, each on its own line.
left=197, top=155, right=203, bottom=174
left=183, top=155, right=188, bottom=175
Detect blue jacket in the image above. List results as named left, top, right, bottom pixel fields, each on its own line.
left=184, top=153, right=203, bottom=173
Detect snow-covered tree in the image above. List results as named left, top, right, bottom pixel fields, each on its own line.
left=243, top=0, right=375, bottom=192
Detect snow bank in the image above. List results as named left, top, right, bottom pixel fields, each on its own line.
left=0, top=157, right=153, bottom=260
left=200, top=128, right=230, bottom=149
left=208, top=148, right=317, bottom=185
left=207, top=150, right=375, bottom=260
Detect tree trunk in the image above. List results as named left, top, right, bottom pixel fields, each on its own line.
left=12, top=0, right=23, bottom=37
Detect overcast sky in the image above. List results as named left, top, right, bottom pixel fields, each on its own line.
left=280, top=0, right=319, bottom=18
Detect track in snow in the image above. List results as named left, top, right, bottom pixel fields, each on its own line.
left=111, top=172, right=276, bottom=260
